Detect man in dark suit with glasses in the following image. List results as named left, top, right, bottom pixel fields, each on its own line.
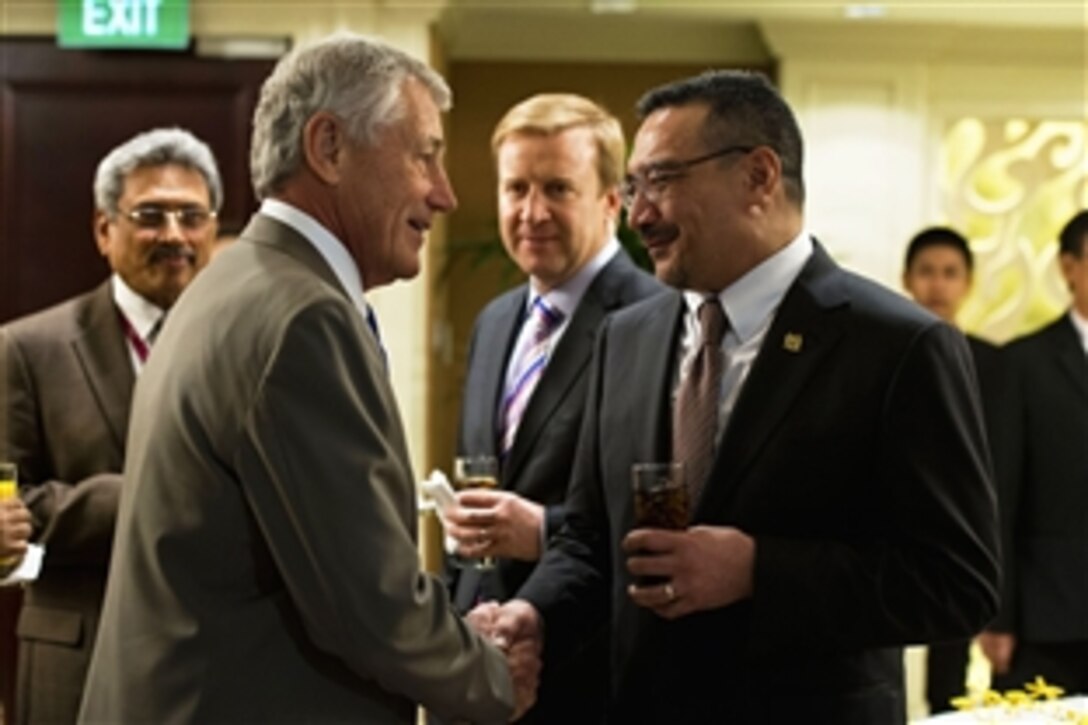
left=487, top=70, right=1001, bottom=724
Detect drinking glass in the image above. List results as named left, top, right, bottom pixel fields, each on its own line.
left=451, top=455, right=499, bottom=570
left=631, top=462, right=688, bottom=530
left=0, top=462, right=19, bottom=566
left=630, top=462, right=687, bottom=585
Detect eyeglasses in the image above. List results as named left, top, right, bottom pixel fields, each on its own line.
left=621, top=145, right=754, bottom=210
left=118, top=206, right=217, bottom=230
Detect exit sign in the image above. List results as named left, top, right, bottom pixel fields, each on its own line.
left=58, top=0, right=190, bottom=50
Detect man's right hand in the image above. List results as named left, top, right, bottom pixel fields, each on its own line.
left=492, top=599, right=543, bottom=721
left=977, top=631, right=1016, bottom=675
left=0, top=497, right=31, bottom=563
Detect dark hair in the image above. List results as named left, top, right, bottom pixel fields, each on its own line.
left=636, top=69, right=805, bottom=205
left=904, top=226, right=973, bottom=272
left=1058, top=209, right=1088, bottom=257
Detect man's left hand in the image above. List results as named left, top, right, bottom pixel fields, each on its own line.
left=622, top=525, right=755, bottom=619
left=445, top=490, right=544, bottom=562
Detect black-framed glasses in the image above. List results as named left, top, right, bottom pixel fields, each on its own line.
left=621, top=145, right=754, bottom=210
left=118, top=205, right=217, bottom=230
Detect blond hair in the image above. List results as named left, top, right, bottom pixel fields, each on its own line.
left=491, top=93, right=624, bottom=191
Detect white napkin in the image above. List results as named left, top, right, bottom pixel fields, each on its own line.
left=421, top=470, right=460, bottom=555
left=0, top=543, right=44, bottom=586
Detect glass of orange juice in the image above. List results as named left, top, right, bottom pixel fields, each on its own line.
left=0, top=462, right=16, bottom=501
left=1, top=462, right=18, bottom=566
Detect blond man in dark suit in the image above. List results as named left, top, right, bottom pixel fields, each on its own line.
left=1, top=127, right=220, bottom=724
left=79, top=33, right=537, bottom=724
left=441, top=93, right=661, bottom=723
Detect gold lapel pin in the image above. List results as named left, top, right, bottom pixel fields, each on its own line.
left=783, top=332, right=803, bottom=353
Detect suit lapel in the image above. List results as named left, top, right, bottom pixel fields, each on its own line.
left=694, top=245, right=849, bottom=520
left=503, top=294, right=601, bottom=483
left=1052, top=315, right=1088, bottom=403
left=476, top=290, right=526, bottom=459
left=453, top=290, right=524, bottom=612
left=71, top=281, right=135, bottom=451
left=244, top=213, right=390, bottom=381
left=638, top=293, right=685, bottom=464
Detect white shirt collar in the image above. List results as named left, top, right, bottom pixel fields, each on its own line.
left=528, top=238, right=620, bottom=318
left=260, top=198, right=370, bottom=320
left=111, top=273, right=165, bottom=340
left=682, top=230, right=813, bottom=341
left=1069, top=308, right=1088, bottom=354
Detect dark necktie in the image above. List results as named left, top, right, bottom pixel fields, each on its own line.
left=147, top=315, right=165, bottom=346
left=365, top=305, right=387, bottom=368
left=672, top=298, right=727, bottom=508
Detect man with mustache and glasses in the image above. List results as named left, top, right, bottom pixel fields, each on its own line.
left=0, top=127, right=221, bottom=724
left=489, top=70, right=1000, bottom=723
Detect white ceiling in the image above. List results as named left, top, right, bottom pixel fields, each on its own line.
left=437, top=0, right=1087, bottom=63
left=607, top=0, right=1086, bottom=29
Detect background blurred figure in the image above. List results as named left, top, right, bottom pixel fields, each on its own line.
left=979, top=209, right=1088, bottom=694
left=80, top=33, right=535, bottom=724
left=0, top=127, right=220, bottom=724
left=902, top=226, right=1002, bottom=713
left=440, top=93, right=660, bottom=722
left=493, top=69, right=999, bottom=724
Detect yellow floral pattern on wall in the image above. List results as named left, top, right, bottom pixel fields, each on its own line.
left=942, top=118, right=1087, bottom=343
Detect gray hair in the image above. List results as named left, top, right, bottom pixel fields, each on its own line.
left=250, top=32, right=452, bottom=199
left=93, top=127, right=223, bottom=214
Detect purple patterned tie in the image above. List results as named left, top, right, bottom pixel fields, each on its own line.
left=500, top=296, right=564, bottom=455
left=673, top=298, right=727, bottom=507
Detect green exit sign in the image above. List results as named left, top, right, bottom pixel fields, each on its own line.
left=58, top=0, right=190, bottom=50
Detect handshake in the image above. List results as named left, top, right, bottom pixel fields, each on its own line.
left=465, top=599, right=543, bottom=722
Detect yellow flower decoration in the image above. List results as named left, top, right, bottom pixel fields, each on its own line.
left=1025, top=675, right=1066, bottom=701
left=951, top=695, right=976, bottom=711
left=948, top=675, right=1082, bottom=719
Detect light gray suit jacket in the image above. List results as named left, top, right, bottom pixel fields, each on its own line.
left=78, top=214, right=513, bottom=724
left=1, top=280, right=131, bottom=725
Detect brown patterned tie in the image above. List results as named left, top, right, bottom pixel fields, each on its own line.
left=672, top=297, right=727, bottom=508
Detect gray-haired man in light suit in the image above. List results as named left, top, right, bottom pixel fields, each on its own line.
left=79, top=33, right=538, bottom=724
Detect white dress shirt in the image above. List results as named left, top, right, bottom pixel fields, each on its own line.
left=675, top=231, right=814, bottom=442
left=1069, top=307, right=1088, bottom=355
left=112, top=273, right=166, bottom=374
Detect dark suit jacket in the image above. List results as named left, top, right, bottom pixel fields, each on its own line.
left=452, top=250, right=660, bottom=722
left=990, top=314, right=1088, bottom=642
left=79, top=214, right=513, bottom=724
left=519, top=243, right=1001, bottom=724
left=1, top=280, right=131, bottom=725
